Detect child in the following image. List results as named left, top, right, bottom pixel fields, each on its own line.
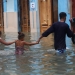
left=15, top=32, right=38, bottom=54
left=0, top=31, right=15, bottom=45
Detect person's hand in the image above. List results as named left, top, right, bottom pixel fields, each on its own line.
left=36, top=41, right=39, bottom=44
left=36, top=39, right=40, bottom=44
left=69, top=18, right=72, bottom=22
left=35, top=41, right=39, bottom=44
left=36, top=36, right=43, bottom=44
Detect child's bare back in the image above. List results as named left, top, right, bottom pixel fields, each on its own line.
left=15, top=32, right=38, bottom=54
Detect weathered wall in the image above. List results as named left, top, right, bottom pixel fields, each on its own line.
left=58, top=0, right=70, bottom=25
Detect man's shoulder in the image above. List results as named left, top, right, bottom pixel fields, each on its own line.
left=57, top=22, right=69, bottom=26
left=53, top=22, right=59, bottom=24
left=52, top=22, right=69, bottom=27
left=53, top=22, right=63, bottom=25
left=64, top=23, right=69, bottom=28
left=52, top=22, right=59, bottom=26
left=64, top=22, right=69, bottom=25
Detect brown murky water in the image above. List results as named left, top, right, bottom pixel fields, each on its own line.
left=0, top=32, right=75, bottom=75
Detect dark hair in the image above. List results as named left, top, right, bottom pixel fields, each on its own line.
left=59, top=12, right=67, bottom=19
left=18, top=32, right=25, bottom=40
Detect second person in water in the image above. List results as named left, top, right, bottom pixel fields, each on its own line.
left=15, top=32, right=38, bottom=54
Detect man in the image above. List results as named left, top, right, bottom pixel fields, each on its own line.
left=37, top=12, right=73, bottom=53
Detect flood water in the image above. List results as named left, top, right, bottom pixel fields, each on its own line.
left=0, top=32, right=75, bottom=75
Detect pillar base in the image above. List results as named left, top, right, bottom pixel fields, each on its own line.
left=4, top=12, right=18, bottom=32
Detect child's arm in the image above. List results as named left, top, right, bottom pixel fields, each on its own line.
left=23, top=41, right=38, bottom=46
left=0, top=39, right=16, bottom=45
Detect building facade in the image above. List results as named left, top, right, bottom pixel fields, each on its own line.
left=0, top=0, right=74, bottom=33
left=3, top=0, right=18, bottom=32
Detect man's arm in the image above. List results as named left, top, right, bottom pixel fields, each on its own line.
left=37, top=24, right=54, bottom=43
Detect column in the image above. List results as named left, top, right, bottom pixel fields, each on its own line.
left=29, top=0, right=40, bottom=49
left=29, top=0, right=40, bottom=33
left=3, top=0, right=19, bottom=32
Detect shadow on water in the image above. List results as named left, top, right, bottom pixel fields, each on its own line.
left=0, top=32, right=75, bottom=75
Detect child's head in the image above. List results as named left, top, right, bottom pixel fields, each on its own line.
left=18, top=32, right=25, bottom=40
left=0, top=31, right=2, bottom=36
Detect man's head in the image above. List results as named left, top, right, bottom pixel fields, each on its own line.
left=59, top=12, right=67, bottom=22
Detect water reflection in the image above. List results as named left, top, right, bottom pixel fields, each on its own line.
left=0, top=32, right=75, bottom=75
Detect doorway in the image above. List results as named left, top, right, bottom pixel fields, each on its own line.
left=39, top=0, right=58, bottom=33
left=18, top=0, right=30, bottom=32
left=39, top=0, right=52, bottom=33
left=0, top=0, right=4, bottom=32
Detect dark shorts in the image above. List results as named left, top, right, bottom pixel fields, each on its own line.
left=56, top=49, right=66, bottom=55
